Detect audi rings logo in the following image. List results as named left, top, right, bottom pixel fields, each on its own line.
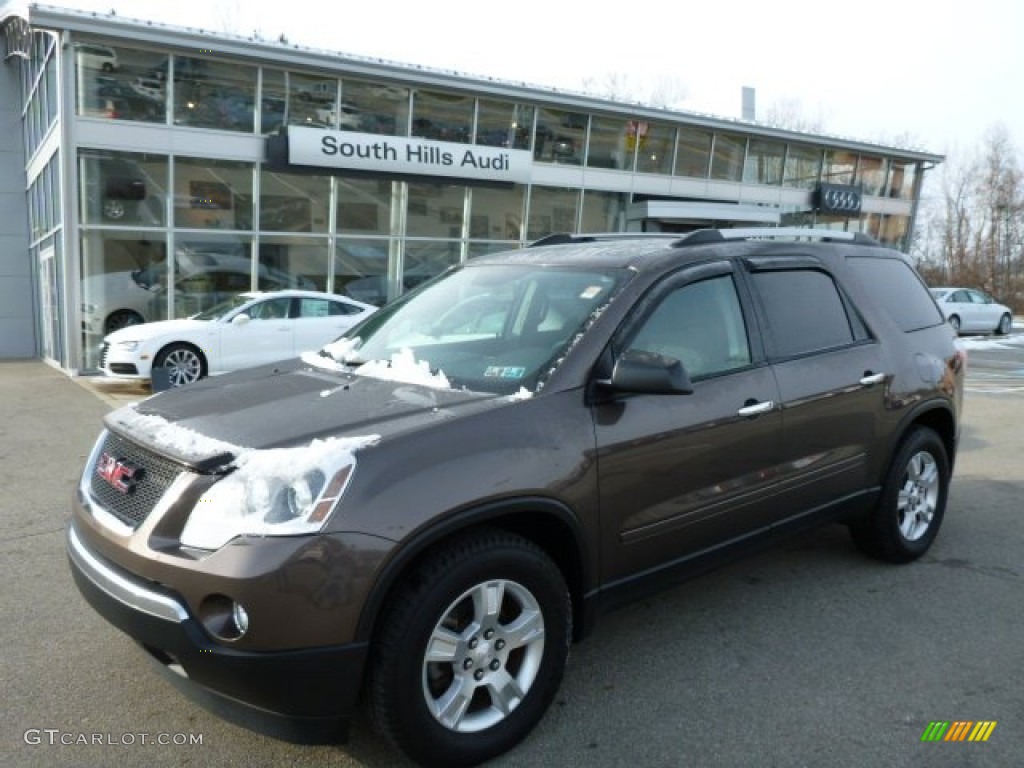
left=816, top=183, right=863, bottom=215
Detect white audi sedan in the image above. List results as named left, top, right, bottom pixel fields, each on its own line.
left=929, top=287, right=1014, bottom=335
left=100, top=290, right=377, bottom=387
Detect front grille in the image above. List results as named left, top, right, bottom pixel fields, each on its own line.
left=99, top=342, right=110, bottom=369
left=89, top=431, right=183, bottom=529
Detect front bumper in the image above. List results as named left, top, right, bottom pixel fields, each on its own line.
left=66, top=521, right=367, bottom=743
left=100, top=342, right=151, bottom=380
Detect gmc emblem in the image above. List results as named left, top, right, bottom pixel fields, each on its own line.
left=96, top=452, right=144, bottom=494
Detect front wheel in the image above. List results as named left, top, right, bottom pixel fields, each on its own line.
left=996, top=313, right=1012, bottom=335
left=850, top=426, right=949, bottom=563
left=369, top=529, right=571, bottom=767
left=152, top=343, right=205, bottom=387
left=948, top=315, right=961, bottom=334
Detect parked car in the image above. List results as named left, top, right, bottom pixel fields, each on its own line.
left=68, top=229, right=963, bottom=767
left=99, top=289, right=376, bottom=386
left=929, top=286, right=1013, bottom=335
left=74, top=43, right=118, bottom=72
left=81, top=251, right=317, bottom=335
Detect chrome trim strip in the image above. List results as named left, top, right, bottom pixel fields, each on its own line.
left=67, top=526, right=188, bottom=623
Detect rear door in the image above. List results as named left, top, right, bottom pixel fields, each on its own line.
left=293, top=297, right=365, bottom=352
left=594, top=262, right=785, bottom=585
left=742, top=258, right=886, bottom=520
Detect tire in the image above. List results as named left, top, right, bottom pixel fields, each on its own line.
left=104, top=309, right=144, bottom=334
left=948, top=315, right=961, bottom=334
left=152, top=343, right=206, bottom=387
left=995, top=313, right=1012, bottom=336
left=850, top=426, right=949, bottom=563
left=368, top=528, right=571, bottom=767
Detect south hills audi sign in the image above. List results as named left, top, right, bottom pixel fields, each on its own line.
left=286, top=125, right=533, bottom=183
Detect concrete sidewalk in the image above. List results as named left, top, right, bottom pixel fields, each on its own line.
left=0, top=361, right=113, bottom=545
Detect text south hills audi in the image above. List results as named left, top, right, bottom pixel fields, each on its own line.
left=68, top=229, right=963, bottom=767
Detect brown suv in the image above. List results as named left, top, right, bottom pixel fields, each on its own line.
left=68, top=229, right=963, bottom=766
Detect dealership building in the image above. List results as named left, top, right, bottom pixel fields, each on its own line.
left=0, top=2, right=943, bottom=374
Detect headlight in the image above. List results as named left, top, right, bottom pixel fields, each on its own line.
left=180, top=436, right=377, bottom=550
left=114, top=340, right=141, bottom=351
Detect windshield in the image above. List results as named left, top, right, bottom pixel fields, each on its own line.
left=320, top=264, right=626, bottom=395
left=192, top=294, right=254, bottom=321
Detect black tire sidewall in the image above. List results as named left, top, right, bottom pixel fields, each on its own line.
left=378, top=538, right=570, bottom=767
left=879, top=428, right=949, bottom=560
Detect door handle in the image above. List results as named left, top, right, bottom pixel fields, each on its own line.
left=737, top=400, right=775, bottom=417
left=859, top=372, right=886, bottom=386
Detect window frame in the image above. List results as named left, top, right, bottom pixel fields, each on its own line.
left=741, top=259, right=870, bottom=361
left=610, top=260, right=762, bottom=382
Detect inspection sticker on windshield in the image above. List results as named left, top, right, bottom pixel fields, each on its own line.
left=580, top=286, right=604, bottom=299
left=484, top=366, right=526, bottom=379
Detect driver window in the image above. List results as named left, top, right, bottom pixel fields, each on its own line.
left=626, top=275, right=751, bottom=379
left=249, top=297, right=291, bottom=319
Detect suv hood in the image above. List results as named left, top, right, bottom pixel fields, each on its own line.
left=104, top=357, right=516, bottom=467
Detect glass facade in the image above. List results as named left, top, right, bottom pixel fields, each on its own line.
left=5, top=19, right=936, bottom=372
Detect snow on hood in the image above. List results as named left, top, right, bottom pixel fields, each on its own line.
left=107, top=403, right=380, bottom=465
left=108, top=404, right=242, bottom=461
left=301, top=349, right=348, bottom=373
left=356, top=348, right=451, bottom=390
left=312, top=342, right=452, bottom=390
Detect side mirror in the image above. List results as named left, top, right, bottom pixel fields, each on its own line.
left=231, top=313, right=251, bottom=326
left=608, top=350, right=693, bottom=395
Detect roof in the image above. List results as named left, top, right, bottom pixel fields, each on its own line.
left=468, top=229, right=905, bottom=274
left=23, top=4, right=943, bottom=163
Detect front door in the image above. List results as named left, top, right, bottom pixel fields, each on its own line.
left=594, top=264, right=785, bottom=587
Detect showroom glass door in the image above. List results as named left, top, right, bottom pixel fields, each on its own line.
left=38, top=245, right=62, bottom=363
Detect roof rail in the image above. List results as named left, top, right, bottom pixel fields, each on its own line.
left=674, top=228, right=881, bottom=247
left=528, top=232, right=681, bottom=248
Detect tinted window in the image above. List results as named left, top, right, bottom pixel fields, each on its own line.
left=752, top=270, right=854, bottom=357
left=248, top=298, right=291, bottom=319
left=626, top=275, right=751, bottom=379
left=846, top=257, right=945, bottom=332
left=329, top=300, right=363, bottom=316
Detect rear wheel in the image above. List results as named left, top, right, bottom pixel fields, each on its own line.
left=996, top=313, right=1012, bottom=335
left=850, top=426, right=949, bottom=563
left=369, top=529, right=571, bottom=767
left=152, top=343, right=206, bottom=387
left=948, top=315, right=961, bottom=333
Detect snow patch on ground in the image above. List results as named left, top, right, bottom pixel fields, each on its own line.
left=957, top=336, right=1023, bottom=351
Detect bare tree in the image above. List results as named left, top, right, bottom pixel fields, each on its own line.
left=579, top=72, right=688, bottom=109
left=927, top=125, right=1023, bottom=308
left=760, top=97, right=828, bottom=133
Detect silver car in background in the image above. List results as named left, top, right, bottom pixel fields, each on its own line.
left=929, top=287, right=1014, bottom=335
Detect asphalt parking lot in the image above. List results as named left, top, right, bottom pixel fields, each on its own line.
left=2, top=355, right=1022, bottom=768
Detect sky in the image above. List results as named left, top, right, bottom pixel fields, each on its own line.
left=38, top=0, right=1024, bottom=157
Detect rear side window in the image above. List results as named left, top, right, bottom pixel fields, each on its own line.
left=751, top=269, right=854, bottom=357
left=846, top=257, right=945, bottom=332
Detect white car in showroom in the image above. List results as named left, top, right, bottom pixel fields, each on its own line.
left=929, top=286, right=1014, bottom=335
left=100, top=290, right=376, bottom=387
